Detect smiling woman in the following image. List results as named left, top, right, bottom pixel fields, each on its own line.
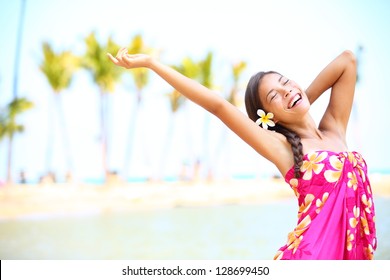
left=107, top=48, right=377, bottom=260
left=0, top=0, right=389, bottom=262
left=0, top=0, right=390, bottom=182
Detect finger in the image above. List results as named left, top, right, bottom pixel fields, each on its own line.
left=116, top=47, right=128, bottom=60
left=116, top=47, right=126, bottom=56
left=107, top=53, right=119, bottom=64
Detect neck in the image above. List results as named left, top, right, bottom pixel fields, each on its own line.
left=284, top=114, right=323, bottom=140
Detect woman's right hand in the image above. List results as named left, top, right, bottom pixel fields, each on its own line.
left=107, top=47, right=152, bottom=69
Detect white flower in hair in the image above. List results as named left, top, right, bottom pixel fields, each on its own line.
left=255, top=109, right=275, bottom=130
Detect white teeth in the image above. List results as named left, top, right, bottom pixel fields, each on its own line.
left=289, top=94, right=301, bottom=109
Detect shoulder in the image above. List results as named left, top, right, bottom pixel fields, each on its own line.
left=266, top=132, right=295, bottom=177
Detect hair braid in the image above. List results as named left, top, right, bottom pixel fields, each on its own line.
left=274, top=125, right=303, bottom=178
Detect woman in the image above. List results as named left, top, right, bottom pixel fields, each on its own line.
left=108, top=48, right=377, bottom=260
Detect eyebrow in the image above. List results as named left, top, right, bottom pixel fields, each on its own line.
left=266, top=75, right=284, bottom=101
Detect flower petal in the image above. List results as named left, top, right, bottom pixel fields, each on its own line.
left=267, top=120, right=275, bottom=127
left=257, top=109, right=265, bottom=117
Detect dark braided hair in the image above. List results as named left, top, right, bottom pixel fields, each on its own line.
left=244, top=71, right=303, bottom=178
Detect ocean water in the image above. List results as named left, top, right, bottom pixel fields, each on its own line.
left=0, top=197, right=389, bottom=260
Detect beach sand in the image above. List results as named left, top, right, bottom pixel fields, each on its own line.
left=0, top=176, right=389, bottom=220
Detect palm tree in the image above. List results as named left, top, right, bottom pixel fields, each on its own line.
left=122, top=34, right=152, bottom=181
left=12, top=0, right=27, bottom=99
left=40, top=42, right=79, bottom=181
left=0, top=97, right=34, bottom=184
left=214, top=61, right=247, bottom=179
left=159, top=57, right=200, bottom=181
left=82, top=32, right=123, bottom=183
left=227, top=61, right=247, bottom=106
left=197, top=52, right=216, bottom=181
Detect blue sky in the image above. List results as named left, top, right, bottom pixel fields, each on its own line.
left=1, top=0, right=390, bottom=183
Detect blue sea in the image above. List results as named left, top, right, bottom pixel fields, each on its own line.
left=0, top=197, right=389, bottom=260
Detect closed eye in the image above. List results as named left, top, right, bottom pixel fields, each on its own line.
left=283, top=79, right=290, bottom=85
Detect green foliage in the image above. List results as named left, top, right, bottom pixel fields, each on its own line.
left=168, top=57, right=200, bottom=113
left=167, top=52, right=216, bottom=113
left=198, top=52, right=213, bottom=88
left=0, top=97, right=34, bottom=140
left=82, top=32, right=123, bottom=93
left=227, top=61, right=247, bottom=106
left=127, top=34, right=152, bottom=92
left=40, top=42, right=79, bottom=93
left=232, top=61, right=247, bottom=83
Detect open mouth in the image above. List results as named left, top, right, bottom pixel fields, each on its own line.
left=288, top=94, right=302, bottom=109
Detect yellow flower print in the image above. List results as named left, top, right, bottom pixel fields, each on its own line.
left=273, top=251, right=284, bottom=260
left=324, top=155, right=343, bottom=183
left=298, top=194, right=315, bottom=219
left=357, top=167, right=366, bottom=183
left=349, top=206, right=360, bottom=228
left=362, top=194, right=373, bottom=214
left=353, top=153, right=367, bottom=183
left=346, top=152, right=358, bottom=167
left=346, top=230, right=354, bottom=251
left=288, top=215, right=312, bottom=242
left=315, top=192, right=329, bottom=214
left=300, top=151, right=327, bottom=180
left=360, top=214, right=370, bottom=235
left=287, top=235, right=303, bottom=254
left=364, top=244, right=374, bottom=260
left=347, top=172, right=358, bottom=191
left=289, top=178, right=299, bottom=198
left=285, top=215, right=311, bottom=254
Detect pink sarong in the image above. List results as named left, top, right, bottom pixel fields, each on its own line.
left=274, top=151, right=377, bottom=260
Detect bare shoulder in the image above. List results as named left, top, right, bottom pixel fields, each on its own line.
left=272, top=135, right=296, bottom=177
left=255, top=129, right=294, bottom=177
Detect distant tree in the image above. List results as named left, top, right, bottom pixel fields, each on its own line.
left=0, top=97, right=34, bottom=184
left=40, top=42, right=79, bottom=180
left=227, top=61, right=247, bottom=106
left=12, top=0, right=26, bottom=99
left=197, top=52, right=216, bottom=181
left=159, top=57, right=200, bottom=180
left=82, top=32, right=123, bottom=182
left=213, top=61, right=247, bottom=179
left=122, top=34, right=153, bottom=181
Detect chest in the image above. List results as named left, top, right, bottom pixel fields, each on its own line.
left=301, top=135, right=348, bottom=155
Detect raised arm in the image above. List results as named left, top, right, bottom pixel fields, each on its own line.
left=305, top=50, right=357, bottom=135
left=108, top=48, right=293, bottom=174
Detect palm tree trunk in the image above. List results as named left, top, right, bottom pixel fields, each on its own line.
left=159, top=112, right=175, bottom=181
left=6, top=135, right=13, bottom=184
left=122, top=89, right=142, bottom=181
left=55, top=94, right=73, bottom=180
left=12, top=0, right=26, bottom=99
left=100, top=90, right=109, bottom=183
left=202, top=113, right=213, bottom=181
left=100, top=89, right=108, bottom=182
left=45, top=93, right=55, bottom=175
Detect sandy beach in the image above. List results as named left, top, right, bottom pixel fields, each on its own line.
left=0, top=176, right=389, bottom=220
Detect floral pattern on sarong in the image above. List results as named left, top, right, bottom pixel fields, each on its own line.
left=274, top=151, right=377, bottom=260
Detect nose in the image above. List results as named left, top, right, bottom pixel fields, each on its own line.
left=284, top=89, right=292, bottom=98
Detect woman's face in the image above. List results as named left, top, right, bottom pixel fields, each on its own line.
left=258, top=73, right=310, bottom=125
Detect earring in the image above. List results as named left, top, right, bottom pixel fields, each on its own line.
left=255, top=109, right=275, bottom=130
